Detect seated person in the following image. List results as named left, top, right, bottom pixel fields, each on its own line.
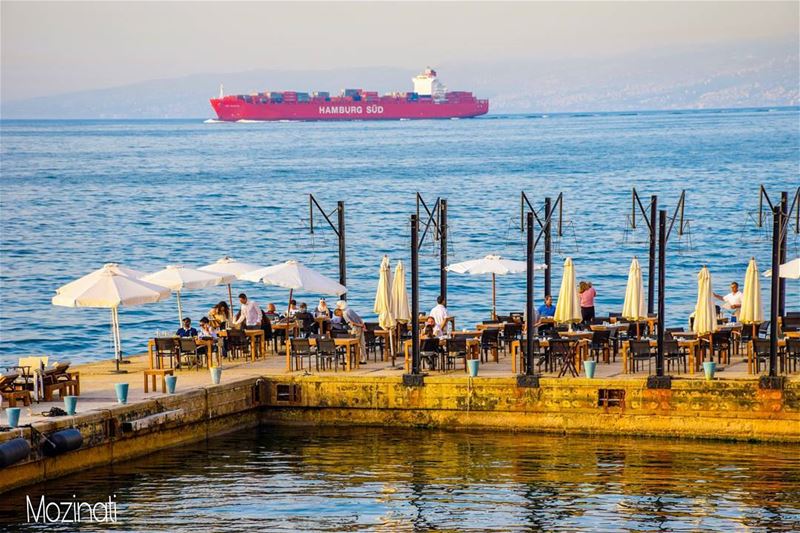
left=294, top=303, right=316, bottom=336
left=198, top=316, right=218, bottom=339
left=287, top=299, right=298, bottom=317
left=176, top=317, right=198, bottom=337
left=422, top=316, right=444, bottom=338
left=264, top=303, right=280, bottom=320
left=537, top=295, right=556, bottom=318
left=315, top=298, right=332, bottom=318
left=330, top=308, right=348, bottom=332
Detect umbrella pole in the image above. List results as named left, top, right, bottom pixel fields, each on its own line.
left=287, top=289, right=293, bottom=316
left=228, top=284, right=234, bottom=311
left=110, top=307, right=128, bottom=374
left=492, top=273, right=496, bottom=320
left=177, top=291, right=183, bottom=325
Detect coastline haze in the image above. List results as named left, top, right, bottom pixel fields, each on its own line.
left=1, top=1, right=798, bottom=117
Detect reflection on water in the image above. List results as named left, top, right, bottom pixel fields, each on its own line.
left=2, top=426, right=799, bottom=531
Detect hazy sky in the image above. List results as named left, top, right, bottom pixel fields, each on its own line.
left=2, top=1, right=798, bottom=102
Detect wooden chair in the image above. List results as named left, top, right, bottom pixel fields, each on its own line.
left=178, top=338, right=205, bottom=370
left=315, top=337, right=342, bottom=371
left=663, top=339, right=688, bottom=373
left=0, top=372, right=31, bottom=407
left=550, top=339, right=578, bottom=377
left=290, top=338, right=313, bottom=371
left=143, top=368, right=174, bottom=393
left=419, top=337, right=441, bottom=371
left=628, top=340, right=654, bottom=374
left=446, top=337, right=468, bottom=372
left=41, top=362, right=80, bottom=401
left=589, top=330, right=612, bottom=363
left=480, top=329, right=500, bottom=363
left=154, top=338, right=178, bottom=369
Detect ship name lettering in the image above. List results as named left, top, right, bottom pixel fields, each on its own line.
left=318, top=106, right=364, bottom=115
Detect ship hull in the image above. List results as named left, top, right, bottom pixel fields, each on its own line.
left=210, top=99, right=489, bottom=121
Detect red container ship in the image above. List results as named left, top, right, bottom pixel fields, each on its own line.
left=210, top=68, right=488, bottom=121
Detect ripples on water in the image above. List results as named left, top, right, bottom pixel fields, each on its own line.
left=2, top=426, right=799, bottom=531
left=0, top=110, right=798, bottom=364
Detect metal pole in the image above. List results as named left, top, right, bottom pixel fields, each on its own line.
left=544, top=197, right=552, bottom=297
left=656, top=209, right=667, bottom=377
left=440, top=198, right=447, bottom=304
left=648, top=195, right=658, bottom=316
left=526, top=212, right=536, bottom=375
left=769, top=205, right=781, bottom=377
left=779, top=191, right=788, bottom=317
left=411, top=214, right=421, bottom=375
left=337, top=201, right=347, bottom=298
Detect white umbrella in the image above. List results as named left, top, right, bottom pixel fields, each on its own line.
left=242, top=260, right=346, bottom=313
left=143, top=265, right=234, bottom=325
left=553, top=257, right=581, bottom=327
left=446, top=254, right=545, bottom=319
left=390, top=260, right=411, bottom=323
left=622, top=257, right=647, bottom=336
left=53, top=266, right=170, bottom=371
left=740, top=257, right=764, bottom=338
left=764, top=257, right=800, bottom=279
left=55, top=263, right=147, bottom=295
left=199, top=256, right=264, bottom=309
left=692, top=266, right=717, bottom=336
left=374, top=255, right=396, bottom=357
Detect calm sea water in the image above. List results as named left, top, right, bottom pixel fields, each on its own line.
left=2, top=426, right=799, bottom=531
left=0, top=109, right=798, bottom=364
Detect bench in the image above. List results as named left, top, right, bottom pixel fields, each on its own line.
left=143, top=369, right=174, bottom=393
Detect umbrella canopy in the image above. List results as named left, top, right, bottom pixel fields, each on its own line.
left=143, top=265, right=234, bottom=324
left=739, top=257, right=764, bottom=325
left=553, top=257, right=581, bottom=325
left=621, top=257, right=647, bottom=322
left=199, top=256, right=264, bottom=308
left=390, top=260, right=411, bottom=323
left=53, top=267, right=170, bottom=370
left=446, top=254, right=545, bottom=319
left=242, top=260, right=346, bottom=296
left=373, top=255, right=395, bottom=330
left=764, top=257, right=800, bottom=279
left=55, top=263, right=147, bottom=296
left=692, top=266, right=717, bottom=335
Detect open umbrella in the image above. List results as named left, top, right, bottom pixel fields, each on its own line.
left=199, top=256, right=263, bottom=309
left=553, top=257, right=581, bottom=327
left=242, top=260, right=346, bottom=312
left=390, top=260, right=411, bottom=323
left=764, top=257, right=800, bottom=279
left=143, top=265, right=234, bottom=325
left=739, top=257, right=764, bottom=338
left=374, top=255, right=396, bottom=357
left=53, top=265, right=170, bottom=372
left=56, top=263, right=147, bottom=295
left=446, top=254, right=544, bottom=319
left=622, top=257, right=647, bottom=336
left=692, top=266, right=717, bottom=336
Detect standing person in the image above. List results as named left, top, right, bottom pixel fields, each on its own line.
left=714, top=281, right=743, bottom=319
left=429, top=295, right=449, bottom=333
left=579, top=281, right=596, bottom=325
left=336, top=300, right=367, bottom=364
left=234, top=293, right=262, bottom=330
left=537, top=295, right=556, bottom=318
left=208, top=301, right=233, bottom=329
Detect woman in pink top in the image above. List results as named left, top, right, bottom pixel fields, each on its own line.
left=578, top=281, right=596, bottom=324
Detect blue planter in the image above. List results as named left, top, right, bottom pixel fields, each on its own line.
left=467, top=359, right=479, bottom=377
left=703, top=361, right=717, bottom=381
left=165, top=375, right=177, bottom=394
left=584, top=360, right=597, bottom=379
left=6, top=407, right=21, bottom=428
left=114, top=383, right=129, bottom=404
left=64, top=396, right=78, bottom=416
left=210, top=367, right=222, bottom=385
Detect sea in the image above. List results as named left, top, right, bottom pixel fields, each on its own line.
left=0, top=108, right=798, bottom=364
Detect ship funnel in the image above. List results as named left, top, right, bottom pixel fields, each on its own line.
left=218, top=83, right=224, bottom=99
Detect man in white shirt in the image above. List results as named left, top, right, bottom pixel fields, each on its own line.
left=714, top=282, right=743, bottom=318
left=234, top=293, right=262, bottom=329
left=429, top=296, right=449, bottom=332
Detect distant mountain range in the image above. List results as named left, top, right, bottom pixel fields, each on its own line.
left=2, top=41, right=797, bottom=118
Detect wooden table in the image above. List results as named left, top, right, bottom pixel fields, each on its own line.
left=373, top=329, right=393, bottom=361
left=147, top=337, right=218, bottom=369
left=218, top=329, right=265, bottom=361
left=619, top=339, right=700, bottom=374
left=272, top=321, right=299, bottom=340
left=284, top=336, right=361, bottom=372
left=510, top=338, right=589, bottom=374
left=403, top=336, right=480, bottom=373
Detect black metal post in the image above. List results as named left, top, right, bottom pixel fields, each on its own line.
left=526, top=212, right=536, bottom=376
left=648, top=195, right=657, bottom=315
left=769, top=205, right=781, bottom=378
left=411, top=214, right=420, bottom=375
left=656, top=209, right=667, bottom=377
left=544, top=197, right=552, bottom=297
left=337, top=201, right=347, bottom=298
left=440, top=198, right=447, bottom=304
left=779, top=191, right=788, bottom=317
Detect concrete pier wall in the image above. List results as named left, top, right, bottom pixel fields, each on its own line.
left=2, top=375, right=798, bottom=494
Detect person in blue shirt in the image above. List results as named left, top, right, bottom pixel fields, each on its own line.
left=176, top=317, right=198, bottom=337
left=537, top=295, right=556, bottom=317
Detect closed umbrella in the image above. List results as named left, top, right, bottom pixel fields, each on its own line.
left=764, top=257, right=800, bottom=279
left=739, top=257, right=764, bottom=338
left=199, top=256, right=264, bottom=309
left=143, top=265, right=234, bottom=325
left=374, top=255, right=396, bottom=357
left=390, top=260, right=411, bottom=323
left=553, top=257, right=581, bottom=328
left=53, top=266, right=170, bottom=372
left=622, top=257, right=647, bottom=336
left=692, top=266, right=717, bottom=336
left=446, top=254, right=544, bottom=319
left=242, top=260, right=346, bottom=313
